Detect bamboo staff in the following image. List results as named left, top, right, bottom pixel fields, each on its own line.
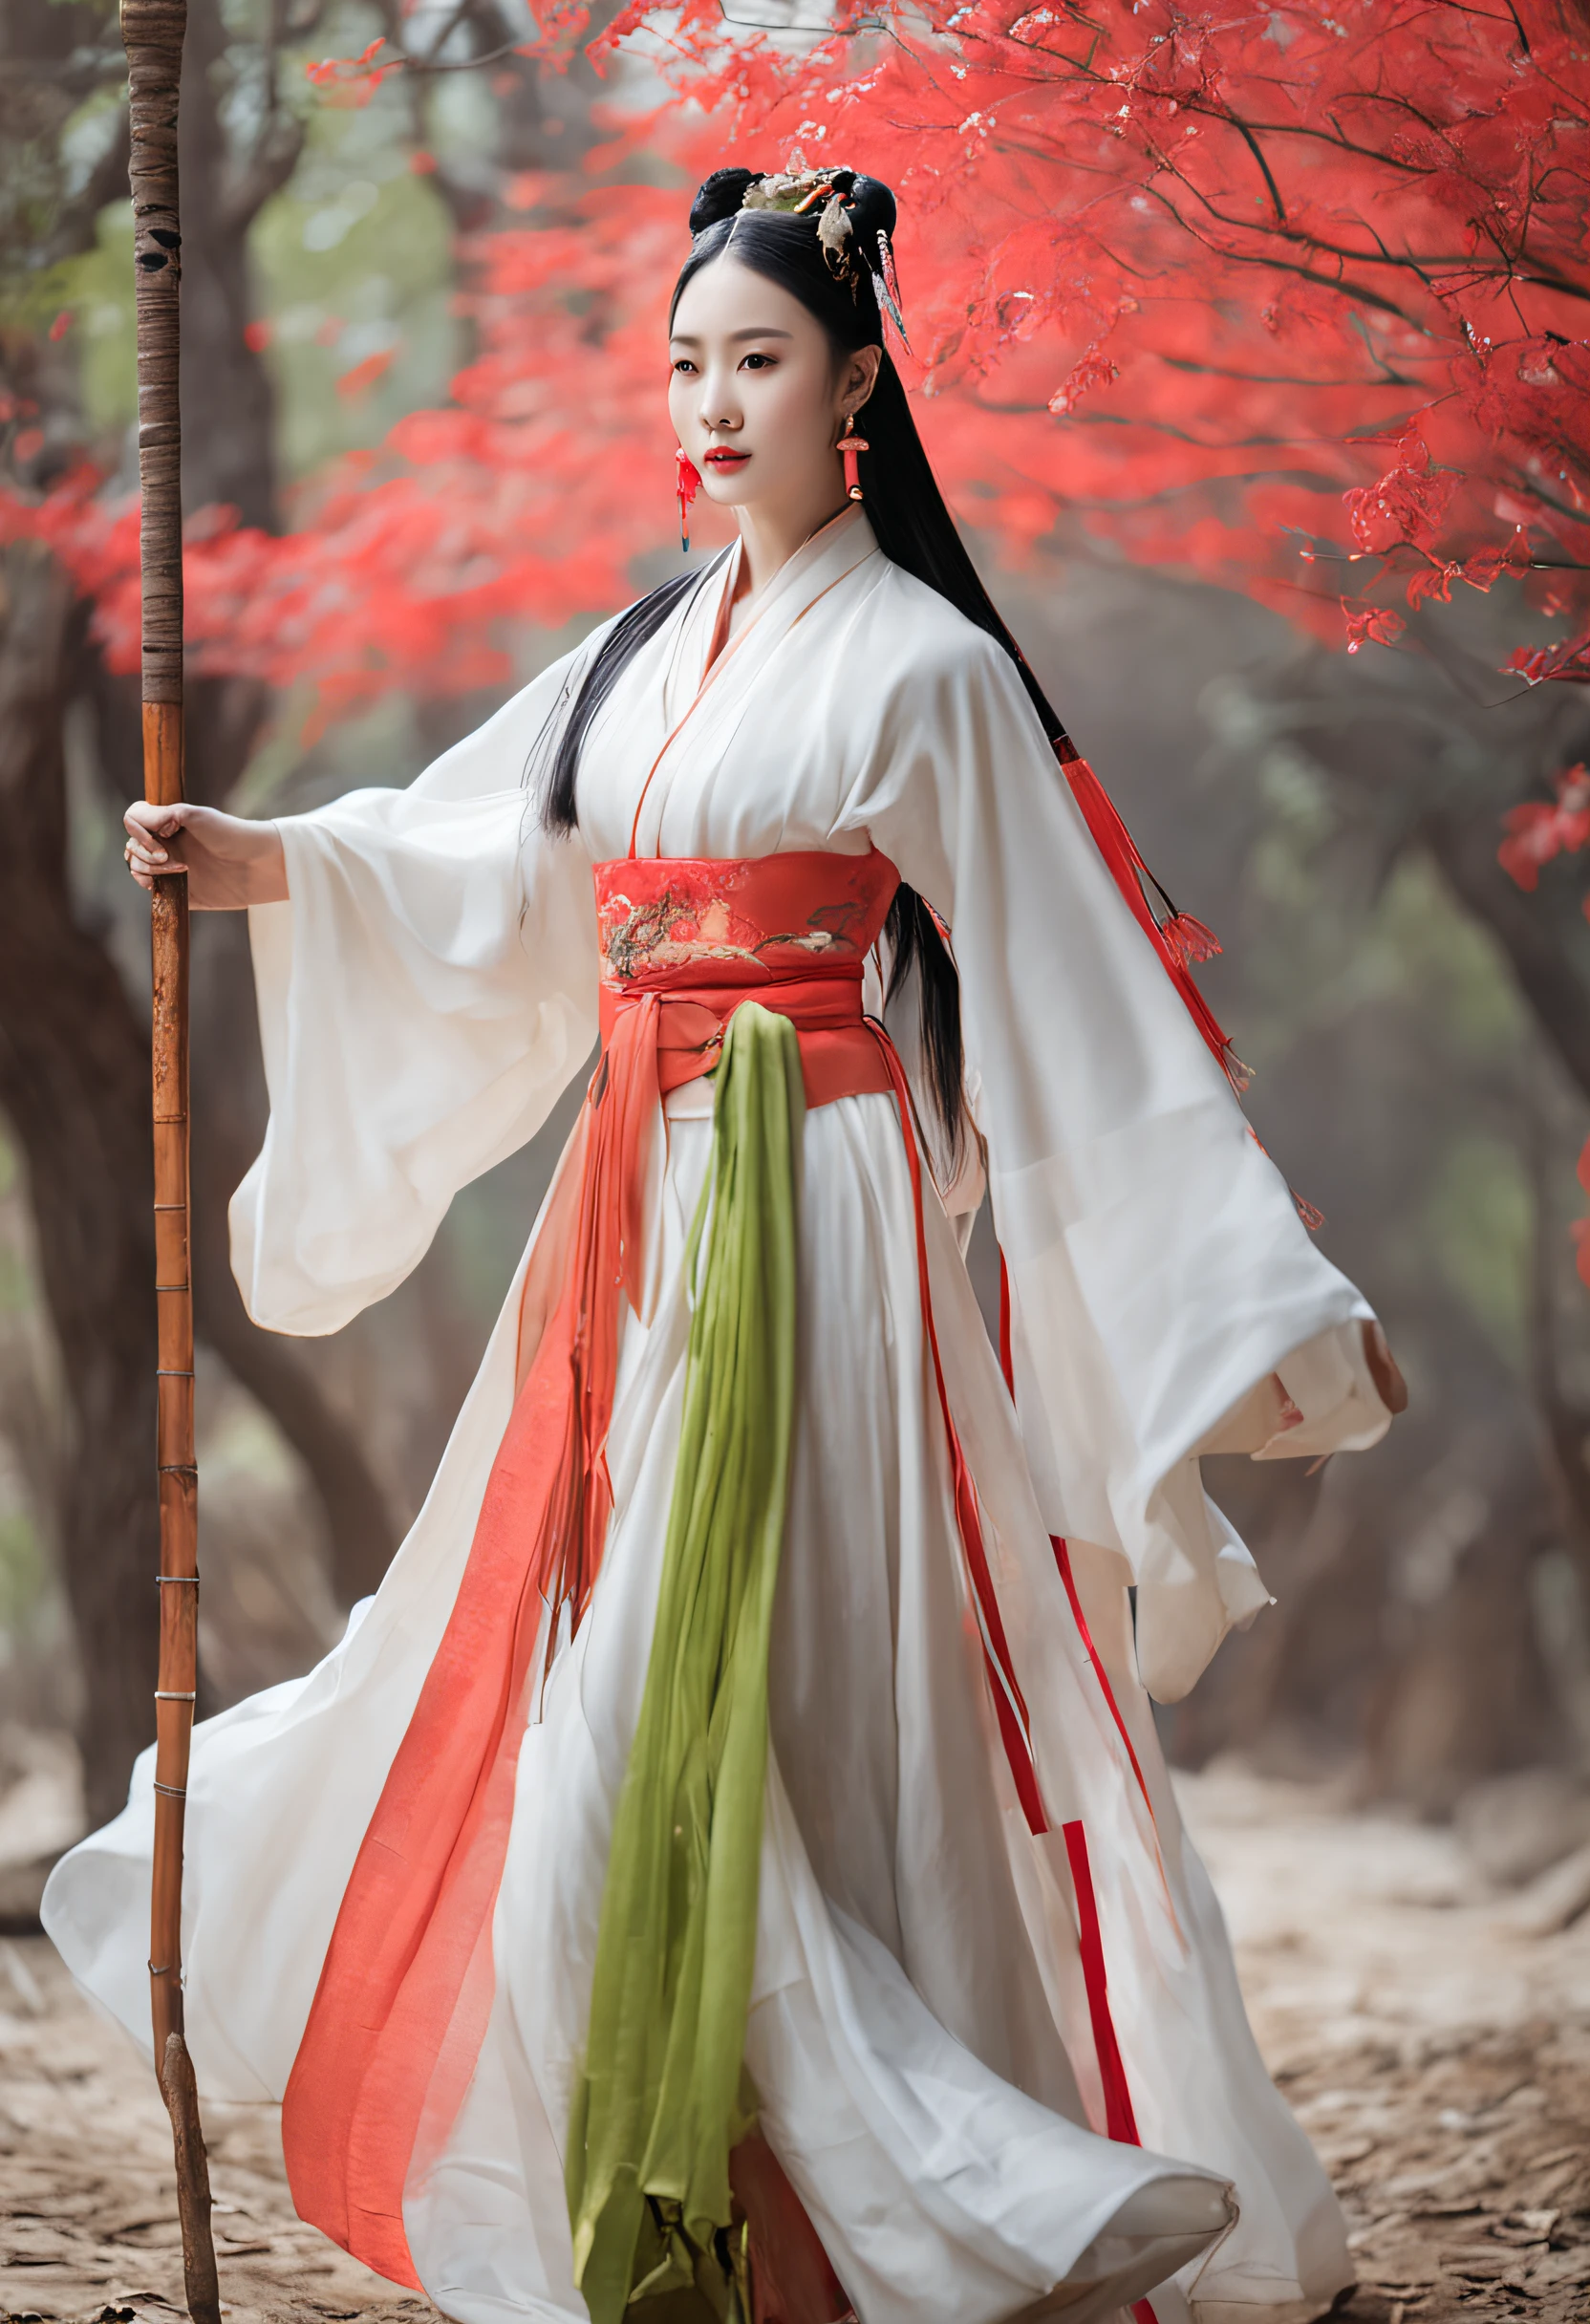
left=122, top=2, right=222, bottom=2315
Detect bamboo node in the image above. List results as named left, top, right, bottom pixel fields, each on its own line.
left=155, top=1689, right=197, bottom=1702
left=153, top=1780, right=188, bottom=1798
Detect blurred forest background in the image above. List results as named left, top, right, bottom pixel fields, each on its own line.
left=1, top=0, right=1589, bottom=1915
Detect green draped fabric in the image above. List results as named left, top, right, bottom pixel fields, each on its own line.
left=568, top=1002, right=806, bottom=2324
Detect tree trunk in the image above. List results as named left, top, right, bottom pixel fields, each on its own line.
left=1423, top=803, right=1590, bottom=1111
left=0, top=603, right=396, bottom=1828
left=174, top=0, right=280, bottom=531
left=0, top=546, right=161, bottom=1827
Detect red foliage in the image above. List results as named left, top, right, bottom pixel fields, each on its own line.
left=1343, top=602, right=1405, bottom=655
left=6, top=2, right=1588, bottom=1274
left=335, top=348, right=397, bottom=400
left=569, top=0, right=1590, bottom=661
left=304, top=37, right=400, bottom=108
left=0, top=188, right=685, bottom=723
left=5, top=2, right=1589, bottom=734
left=1497, top=763, right=1590, bottom=894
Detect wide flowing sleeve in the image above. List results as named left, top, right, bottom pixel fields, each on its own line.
left=230, top=652, right=601, bottom=1337
left=845, top=596, right=1389, bottom=1701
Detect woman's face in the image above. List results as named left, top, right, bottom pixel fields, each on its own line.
left=668, top=255, right=880, bottom=527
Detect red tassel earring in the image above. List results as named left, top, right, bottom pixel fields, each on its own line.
left=838, top=412, right=869, bottom=502
left=676, top=447, right=700, bottom=552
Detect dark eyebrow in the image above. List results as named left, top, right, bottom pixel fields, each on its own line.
left=669, top=327, right=795, bottom=346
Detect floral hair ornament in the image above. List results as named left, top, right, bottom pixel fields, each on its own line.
left=740, top=166, right=910, bottom=349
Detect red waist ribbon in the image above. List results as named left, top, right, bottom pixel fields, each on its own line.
left=282, top=849, right=1045, bottom=2298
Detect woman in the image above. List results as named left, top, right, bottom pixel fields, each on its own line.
left=49, top=166, right=1403, bottom=2324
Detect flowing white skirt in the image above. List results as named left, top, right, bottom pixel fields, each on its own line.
left=44, top=1087, right=1349, bottom=2324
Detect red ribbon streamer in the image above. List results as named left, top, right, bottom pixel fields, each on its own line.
left=998, top=1256, right=1157, bottom=1828
left=872, top=1033, right=1047, bottom=1836
left=999, top=1253, right=1160, bottom=2320
left=1058, top=746, right=1235, bottom=1083
left=1063, top=1820, right=1161, bottom=2324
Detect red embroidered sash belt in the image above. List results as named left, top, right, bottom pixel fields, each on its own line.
left=593, top=849, right=900, bottom=1110
left=600, top=967, right=894, bottom=1107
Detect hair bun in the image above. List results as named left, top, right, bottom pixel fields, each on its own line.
left=689, top=168, right=764, bottom=236
left=843, top=173, right=897, bottom=247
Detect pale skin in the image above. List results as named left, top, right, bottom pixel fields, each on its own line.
left=666, top=253, right=880, bottom=630
left=119, top=253, right=1406, bottom=1420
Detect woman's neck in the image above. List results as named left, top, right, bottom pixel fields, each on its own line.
left=731, top=492, right=852, bottom=613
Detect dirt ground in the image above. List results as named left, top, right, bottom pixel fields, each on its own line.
left=2, top=1761, right=1587, bottom=2324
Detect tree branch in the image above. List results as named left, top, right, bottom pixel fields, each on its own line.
left=43, top=101, right=132, bottom=269
left=1423, top=806, right=1590, bottom=1109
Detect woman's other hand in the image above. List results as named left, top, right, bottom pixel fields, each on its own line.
left=1363, top=1319, right=1408, bottom=1415
left=122, top=801, right=289, bottom=911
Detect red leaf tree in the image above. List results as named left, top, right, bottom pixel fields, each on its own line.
left=9, top=7, right=1590, bottom=1237
left=11, top=5, right=1588, bottom=726
left=577, top=0, right=1590, bottom=658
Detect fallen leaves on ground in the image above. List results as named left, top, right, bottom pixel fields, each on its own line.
left=1, top=1764, right=1586, bottom=2323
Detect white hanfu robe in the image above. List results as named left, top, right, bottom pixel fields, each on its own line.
left=45, top=507, right=1389, bottom=2324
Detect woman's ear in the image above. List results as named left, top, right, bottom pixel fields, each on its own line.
left=844, top=344, right=883, bottom=414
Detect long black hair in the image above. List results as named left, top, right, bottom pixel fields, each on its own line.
left=541, top=164, right=1074, bottom=1154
